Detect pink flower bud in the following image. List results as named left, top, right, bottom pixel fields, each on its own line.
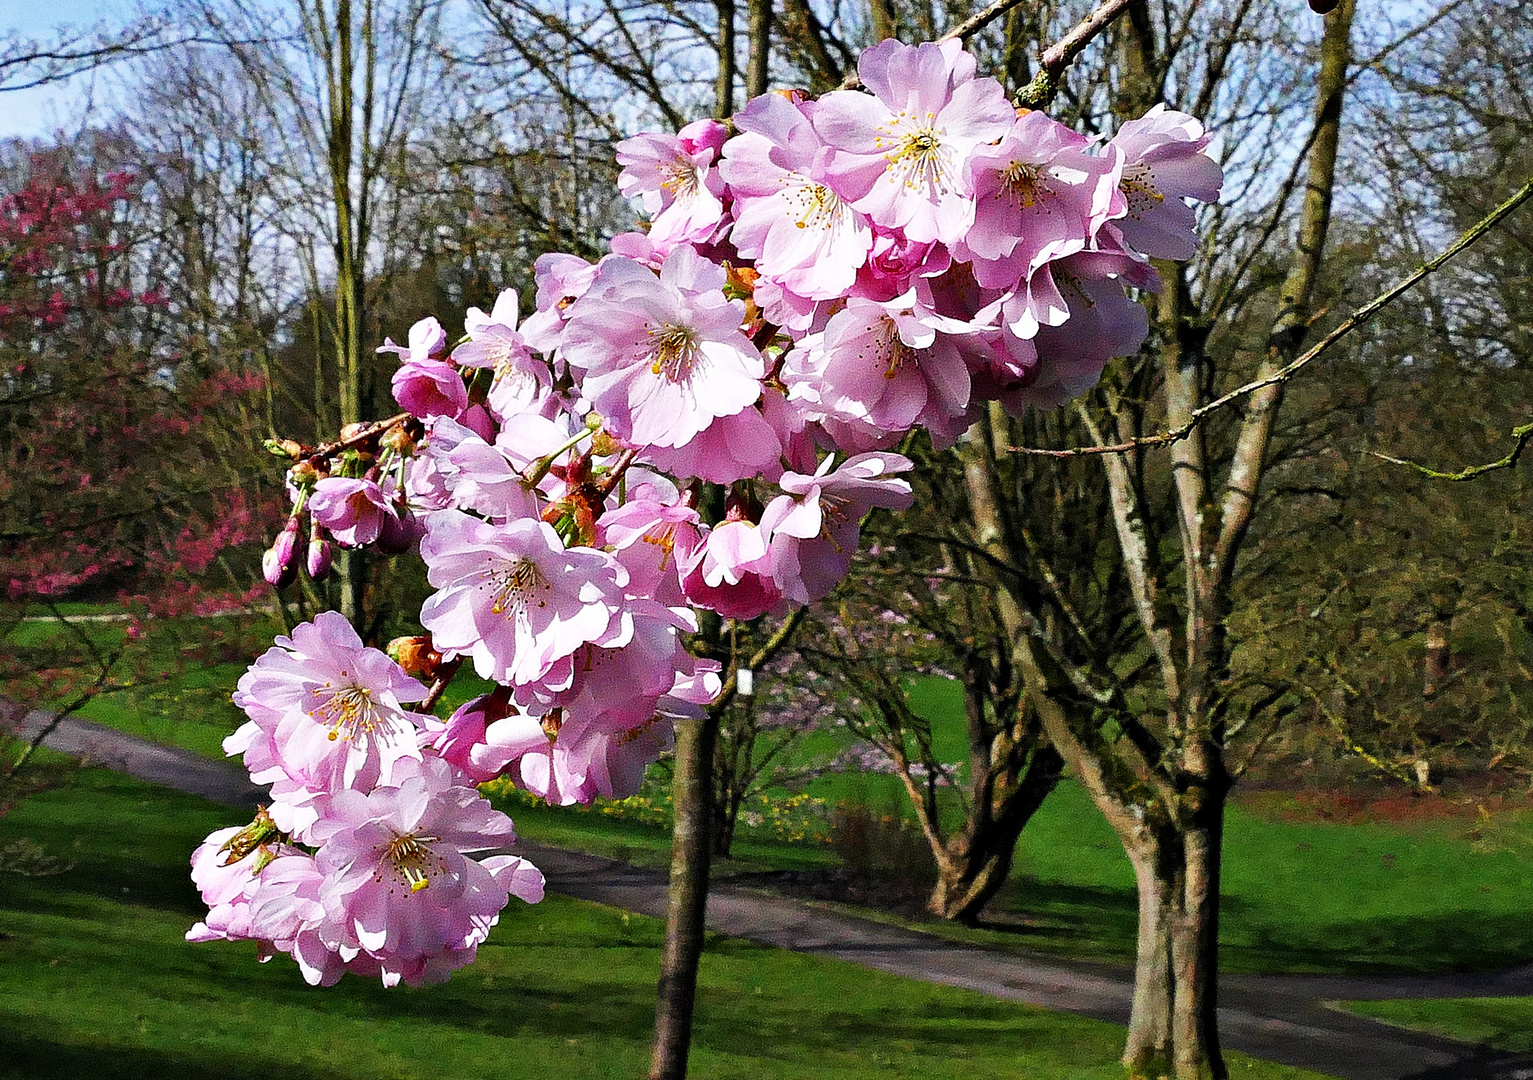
left=306, top=535, right=333, bottom=581
left=263, top=517, right=302, bottom=588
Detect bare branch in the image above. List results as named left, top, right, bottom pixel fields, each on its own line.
left=1371, top=421, right=1533, bottom=482
left=1012, top=171, right=1533, bottom=459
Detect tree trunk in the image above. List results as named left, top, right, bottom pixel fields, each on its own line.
left=927, top=743, right=1062, bottom=923
left=1116, top=798, right=1227, bottom=1080
left=649, top=711, right=720, bottom=1080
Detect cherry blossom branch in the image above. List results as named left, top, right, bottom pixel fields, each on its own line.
left=1012, top=0, right=1136, bottom=107
left=838, top=0, right=1134, bottom=92
left=1012, top=171, right=1533, bottom=459
left=1370, top=421, right=1533, bottom=481
left=265, top=412, right=412, bottom=462
left=419, top=658, right=463, bottom=714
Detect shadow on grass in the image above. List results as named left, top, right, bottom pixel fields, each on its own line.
left=0, top=1027, right=355, bottom=1080
left=984, top=875, right=1533, bottom=977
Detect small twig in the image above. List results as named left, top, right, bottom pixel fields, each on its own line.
left=1014, top=0, right=1136, bottom=108
left=419, top=658, right=463, bottom=714
left=837, top=0, right=1133, bottom=92
left=1370, top=421, right=1533, bottom=481
left=708, top=607, right=807, bottom=719
left=1012, top=172, right=1533, bottom=459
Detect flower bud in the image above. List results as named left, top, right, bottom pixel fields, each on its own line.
left=387, top=635, right=444, bottom=680
left=380, top=425, right=416, bottom=456
left=264, top=437, right=305, bottom=459
left=288, top=460, right=321, bottom=488
left=339, top=422, right=370, bottom=442
left=306, top=533, right=333, bottom=582
left=262, top=516, right=302, bottom=588
left=376, top=502, right=420, bottom=555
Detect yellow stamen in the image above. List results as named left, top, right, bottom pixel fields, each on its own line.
left=648, top=324, right=699, bottom=383
left=488, top=558, right=549, bottom=617
left=383, top=832, right=440, bottom=894
left=309, top=684, right=377, bottom=742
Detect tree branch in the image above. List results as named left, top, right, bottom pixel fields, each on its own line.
left=1012, top=171, right=1533, bottom=459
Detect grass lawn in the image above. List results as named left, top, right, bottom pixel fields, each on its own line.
left=0, top=767, right=1336, bottom=1080
left=14, top=626, right=1533, bottom=981
left=1337, top=998, right=1533, bottom=1053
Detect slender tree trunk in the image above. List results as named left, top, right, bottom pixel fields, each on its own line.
left=649, top=711, right=720, bottom=1080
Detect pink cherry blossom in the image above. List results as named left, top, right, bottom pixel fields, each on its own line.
left=762, top=452, right=914, bottom=604
left=418, top=510, right=630, bottom=688
left=812, top=39, right=1015, bottom=245
left=308, top=476, right=408, bottom=549
left=681, top=518, right=782, bottom=620
left=226, top=610, right=431, bottom=792
left=1108, top=104, right=1224, bottom=261
left=956, top=110, right=1124, bottom=289
left=426, top=688, right=549, bottom=785
left=616, top=118, right=729, bottom=253
left=376, top=315, right=448, bottom=363
left=561, top=247, right=765, bottom=449
left=306, top=756, right=543, bottom=987
left=720, top=93, right=873, bottom=300
left=784, top=289, right=980, bottom=448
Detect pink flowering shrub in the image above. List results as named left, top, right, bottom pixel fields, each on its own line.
left=193, top=36, right=1219, bottom=986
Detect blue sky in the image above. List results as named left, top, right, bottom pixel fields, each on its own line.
left=0, top=0, right=138, bottom=138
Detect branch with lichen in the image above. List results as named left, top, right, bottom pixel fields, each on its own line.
left=1370, top=421, right=1533, bottom=481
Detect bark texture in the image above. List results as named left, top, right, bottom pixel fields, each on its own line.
left=648, top=711, right=719, bottom=1080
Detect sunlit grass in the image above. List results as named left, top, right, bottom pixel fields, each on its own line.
left=0, top=769, right=1335, bottom=1080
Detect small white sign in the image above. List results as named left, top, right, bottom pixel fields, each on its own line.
left=737, top=668, right=755, bottom=696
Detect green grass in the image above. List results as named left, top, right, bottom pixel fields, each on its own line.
left=0, top=768, right=1336, bottom=1080
left=16, top=640, right=1533, bottom=980
left=1337, top=997, right=1533, bottom=1052
left=966, top=781, right=1533, bottom=976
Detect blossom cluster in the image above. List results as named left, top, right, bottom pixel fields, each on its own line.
left=192, top=36, right=1219, bottom=987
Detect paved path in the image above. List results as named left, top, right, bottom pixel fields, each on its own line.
left=13, top=709, right=1533, bottom=1080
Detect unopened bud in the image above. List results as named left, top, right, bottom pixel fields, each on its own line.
left=262, top=517, right=302, bottom=588
left=376, top=504, right=419, bottom=555
left=380, top=425, right=416, bottom=456
left=306, top=535, right=333, bottom=581
left=288, top=460, right=321, bottom=488
left=264, top=437, right=305, bottom=459
left=387, top=635, right=443, bottom=679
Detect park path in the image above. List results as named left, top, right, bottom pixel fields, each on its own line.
left=13, top=708, right=1533, bottom=1080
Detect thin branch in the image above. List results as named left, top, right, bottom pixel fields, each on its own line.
left=837, top=0, right=1134, bottom=93
left=707, top=607, right=807, bottom=719
left=1014, top=0, right=1137, bottom=108
left=1370, top=422, right=1533, bottom=482
left=1013, top=172, right=1533, bottom=459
